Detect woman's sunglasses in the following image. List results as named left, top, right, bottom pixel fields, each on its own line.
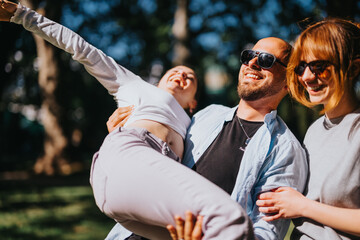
left=240, top=49, right=287, bottom=69
left=294, top=60, right=332, bottom=77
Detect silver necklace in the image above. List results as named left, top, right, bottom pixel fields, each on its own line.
left=237, top=117, right=251, bottom=151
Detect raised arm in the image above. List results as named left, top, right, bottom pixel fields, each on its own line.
left=1, top=1, right=141, bottom=95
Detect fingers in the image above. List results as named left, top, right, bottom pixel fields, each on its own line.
left=262, top=213, right=282, bottom=222
left=192, top=216, right=203, bottom=240
left=106, top=119, right=117, bottom=133
left=0, top=0, right=17, bottom=21
left=109, top=105, right=134, bottom=121
left=256, top=199, right=277, bottom=207
left=184, top=211, right=195, bottom=240
left=168, top=212, right=203, bottom=240
left=107, top=117, right=128, bottom=132
left=257, top=191, right=276, bottom=200
left=175, top=215, right=185, bottom=240
left=0, top=0, right=17, bottom=12
left=106, top=106, right=134, bottom=132
left=274, top=186, right=291, bottom=192
left=167, top=224, right=178, bottom=240
left=258, top=206, right=280, bottom=214
left=118, top=114, right=131, bottom=127
left=258, top=187, right=291, bottom=200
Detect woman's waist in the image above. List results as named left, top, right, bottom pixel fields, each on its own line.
left=127, top=119, right=184, bottom=158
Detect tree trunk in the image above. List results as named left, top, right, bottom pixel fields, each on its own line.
left=172, top=0, right=190, bottom=66
left=20, top=0, right=70, bottom=175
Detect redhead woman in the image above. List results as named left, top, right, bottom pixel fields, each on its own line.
left=256, top=18, right=360, bottom=239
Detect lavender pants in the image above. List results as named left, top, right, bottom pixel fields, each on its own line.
left=90, top=127, right=253, bottom=240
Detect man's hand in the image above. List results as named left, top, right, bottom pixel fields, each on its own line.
left=0, top=0, right=18, bottom=22
left=106, top=106, right=134, bottom=132
left=167, top=211, right=203, bottom=240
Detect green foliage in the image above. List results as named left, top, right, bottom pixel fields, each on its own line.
left=0, top=0, right=359, bottom=238
left=1, top=0, right=360, bottom=169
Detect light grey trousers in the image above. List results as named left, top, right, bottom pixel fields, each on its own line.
left=90, top=127, right=253, bottom=240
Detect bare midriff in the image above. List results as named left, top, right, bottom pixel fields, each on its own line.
left=127, top=120, right=184, bottom=159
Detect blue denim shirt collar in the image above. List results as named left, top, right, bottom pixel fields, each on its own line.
left=181, top=104, right=307, bottom=239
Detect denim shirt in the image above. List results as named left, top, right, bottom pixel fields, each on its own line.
left=105, top=104, right=308, bottom=240
left=183, top=105, right=308, bottom=240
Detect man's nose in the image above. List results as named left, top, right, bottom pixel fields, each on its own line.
left=248, top=57, right=261, bottom=70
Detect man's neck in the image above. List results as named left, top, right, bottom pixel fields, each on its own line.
left=236, top=99, right=277, bottom=121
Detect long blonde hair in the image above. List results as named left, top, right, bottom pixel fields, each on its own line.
left=287, top=18, right=360, bottom=113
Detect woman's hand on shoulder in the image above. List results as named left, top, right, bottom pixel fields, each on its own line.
left=167, top=211, right=203, bottom=240
left=0, top=0, right=17, bottom=22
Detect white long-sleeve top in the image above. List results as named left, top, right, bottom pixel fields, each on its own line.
left=11, top=4, right=190, bottom=139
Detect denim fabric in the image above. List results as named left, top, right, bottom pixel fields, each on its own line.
left=182, top=105, right=308, bottom=240
left=106, top=105, right=308, bottom=240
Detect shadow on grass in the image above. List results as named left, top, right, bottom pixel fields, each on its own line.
left=0, top=173, right=115, bottom=240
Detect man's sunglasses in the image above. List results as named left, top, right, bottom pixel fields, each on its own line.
left=240, top=49, right=287, bottom=69
left=294, top=61, right=332, bottom=77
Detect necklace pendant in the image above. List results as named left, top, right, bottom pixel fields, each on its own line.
left=240, top=138, right=251, bottom=151
left=237, top=117, right=252, bottom=152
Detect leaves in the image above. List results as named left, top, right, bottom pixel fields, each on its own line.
left=1, top=0, right=360, bottom=172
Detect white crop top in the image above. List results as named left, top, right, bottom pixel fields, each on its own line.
left=11, top=4, right=190, bottom=138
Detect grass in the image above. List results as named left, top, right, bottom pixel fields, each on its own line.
left=285, top=221, right=294, bottom=240
left=0, top=176, right=115, bottom=240
left=0, top=174, right=295, bottom=240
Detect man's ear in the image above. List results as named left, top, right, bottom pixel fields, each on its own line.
left=188, top=99, right=198, bottom=114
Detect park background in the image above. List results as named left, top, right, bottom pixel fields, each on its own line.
left=0, top=0, right=359, bottom=239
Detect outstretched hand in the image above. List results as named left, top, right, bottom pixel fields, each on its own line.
left=256, top=186, right=308, bottom=221
left=0, top=0, right=17, bottom=22
left=167, top=211, right=203, bottom=240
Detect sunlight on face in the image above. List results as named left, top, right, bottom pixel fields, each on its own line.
left=157, top=66, right=198, bottom=109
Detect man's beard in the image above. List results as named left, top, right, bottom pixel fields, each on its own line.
left=237, top=81, right=282, bottom=101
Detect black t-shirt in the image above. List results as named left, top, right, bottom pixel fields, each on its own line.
left=125, top=233, right=148, bottom=240
left=193, top=115, right=263, bottom=194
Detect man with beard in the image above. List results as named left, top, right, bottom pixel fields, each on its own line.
left=106, top=37, right=308, bottom=240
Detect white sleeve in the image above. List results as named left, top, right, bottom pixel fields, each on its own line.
left=11, top=4, right=142, bottom=96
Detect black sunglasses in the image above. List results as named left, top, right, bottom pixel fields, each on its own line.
left=294, top=61, right=332, bottom=77
left=240, top=49, right=287, bottom=69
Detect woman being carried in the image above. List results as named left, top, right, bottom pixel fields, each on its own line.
left=0, top=1, right=252, bottom=239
